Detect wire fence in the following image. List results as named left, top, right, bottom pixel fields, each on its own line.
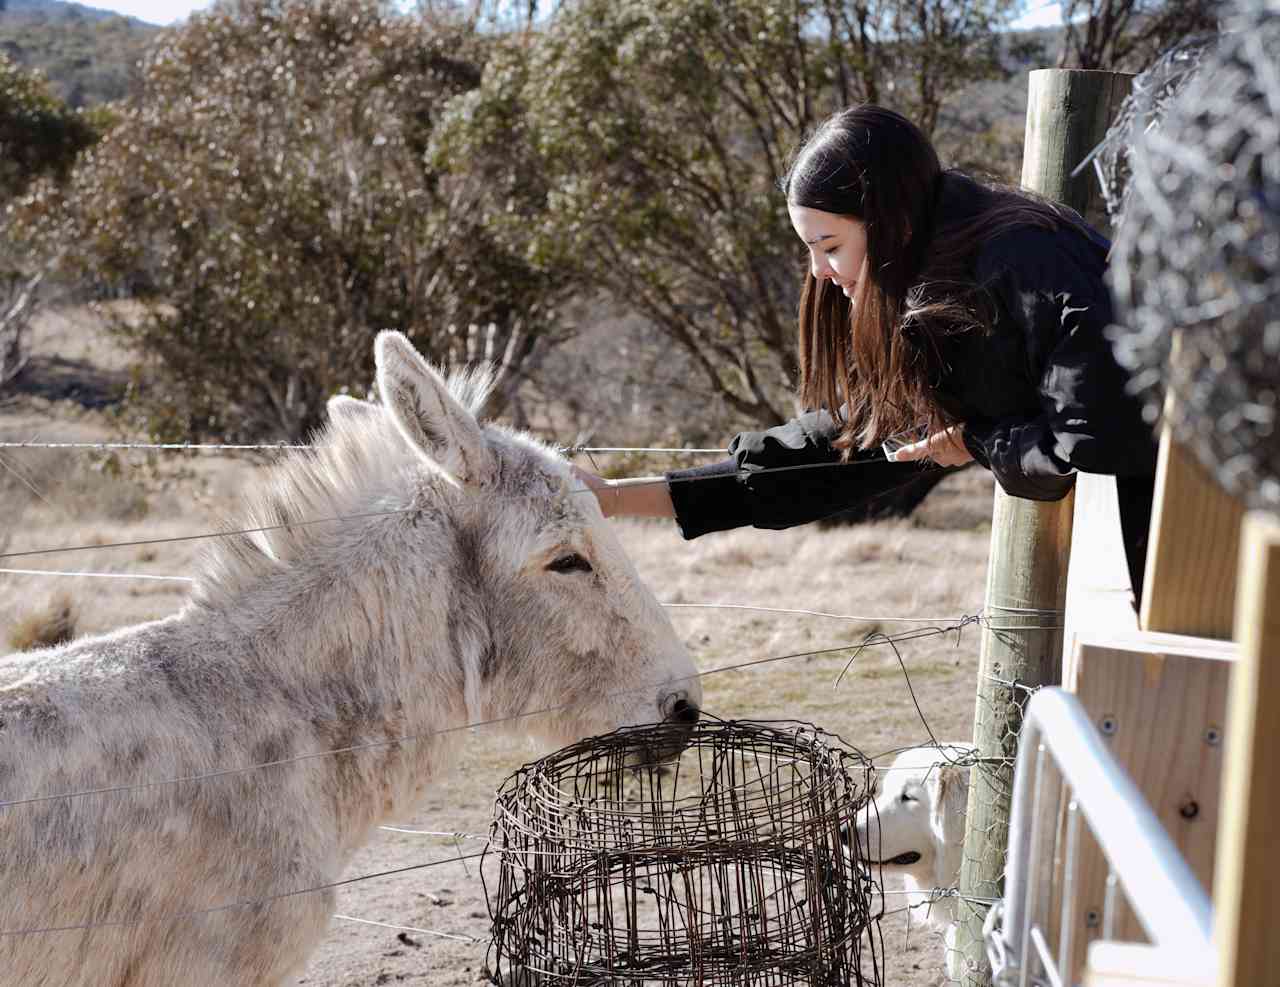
left=0, top=435, right=1008, bottom=980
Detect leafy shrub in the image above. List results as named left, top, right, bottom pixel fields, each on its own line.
left=436, top=0, right=1019, bottom=427
left=0, top=52, right=100, bottom=199
left=0, top=53, right=104, bottom=387
left=30, top=0, right=571, bottom=442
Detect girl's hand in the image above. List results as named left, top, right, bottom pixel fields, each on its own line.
left=892, top=425, right=974, bottom=467
left=570, top=465, right=675, bottom=519
left=571, top=465, right=617, bottom=516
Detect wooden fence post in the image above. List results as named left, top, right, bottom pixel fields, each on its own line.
left=956, top=68, right=1132, bottom=986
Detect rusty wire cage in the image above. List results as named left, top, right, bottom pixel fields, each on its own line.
left=482, top=718, right=883, bottom=986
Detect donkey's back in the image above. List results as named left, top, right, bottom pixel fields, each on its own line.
left=0, top=620, right=350, bottom=986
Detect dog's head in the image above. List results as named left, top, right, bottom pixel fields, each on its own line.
left=846, top=744, right=971, bottom=885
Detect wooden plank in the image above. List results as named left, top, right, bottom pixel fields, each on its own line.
left=1214, top=511, right=1280, bottom=986
left=1140, top=428, right=1245, bottom=639
left=1058, top=634, right=1233, bottom=980
left=1084, top=942, right=1214, bottom=986
left=1064, top=471, right=1139, bottom=679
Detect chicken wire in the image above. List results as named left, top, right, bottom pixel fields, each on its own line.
left=950, top=677, right=1040, bottom=986
left=482, top=718, right=883, bottom=986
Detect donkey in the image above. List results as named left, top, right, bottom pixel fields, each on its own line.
left=0, top=331, right=702, bottom=987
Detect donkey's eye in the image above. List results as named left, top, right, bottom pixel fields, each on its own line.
left=900, top=792, right=917, bottom=803
left=547, top=553, right=593, bottom=574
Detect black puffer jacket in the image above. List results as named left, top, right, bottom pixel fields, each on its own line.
left=667, top=212, right=1158, bottom=595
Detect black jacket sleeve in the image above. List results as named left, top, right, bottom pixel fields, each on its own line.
left=961, top=228, right=1157, bottom=501
left=665, top=409, right=944, bottom=540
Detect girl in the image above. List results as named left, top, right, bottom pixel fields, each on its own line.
left=579, top=105, right=1157, bottom=597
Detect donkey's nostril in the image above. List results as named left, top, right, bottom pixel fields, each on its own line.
left=670, top=699, right=700, bottom=725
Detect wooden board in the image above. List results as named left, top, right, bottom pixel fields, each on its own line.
left=1064, top=471, right=1139, bottom=680
left=1054, top=633, right=1234, bottom=981
left=1214, top=511, right=1280, bottom=986
left=1084, top=942, right=1214, bottom=986
left=1140, top=433, right=1245, bottom=639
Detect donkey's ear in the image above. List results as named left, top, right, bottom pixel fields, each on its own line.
left=327, top=394, right=381, bottom=425
left=375, top=331, right=494, bottom=484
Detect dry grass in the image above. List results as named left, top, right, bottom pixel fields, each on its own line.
left=7, top=590, right=79, bottom=651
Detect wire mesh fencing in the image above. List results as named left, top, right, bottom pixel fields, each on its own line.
left=483, top=718, right=883, bottom=986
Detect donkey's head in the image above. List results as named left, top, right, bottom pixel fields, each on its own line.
left=351, top=331, right=701, bottom=754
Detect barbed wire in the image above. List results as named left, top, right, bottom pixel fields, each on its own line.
left=0, top=617, right=982, bottom=812
left=0, top=440, right=310, bottom=451
left=0, top=852, right=486, bottom=938
left=0, top=567, right=195, bottom=582
left=0, top=566, right=982, bottom=625
left=0, top=712, right=998, bottom=942
left=0, top=455, right=934, bottom=563
left=0, top=440, right=727, bottom=455
left=333, top=912, right=489, bottom=945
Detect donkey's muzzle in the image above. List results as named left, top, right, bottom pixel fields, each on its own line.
left=666, top=698, right=700, bottom=727
left=626, top=693, right=700, bottom=766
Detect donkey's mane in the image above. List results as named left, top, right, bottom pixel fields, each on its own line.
left=192, top=366, right=511, bottom=609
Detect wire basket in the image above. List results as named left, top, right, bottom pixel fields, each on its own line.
left=482, top=718, right=883, bottom=986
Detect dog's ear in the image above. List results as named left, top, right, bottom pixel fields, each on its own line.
left=931, top=764, right=971, bottom=849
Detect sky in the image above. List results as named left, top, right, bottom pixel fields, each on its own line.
left=85, top=0, right=207, bottom=23
left=85, top=0, right=1067, bottom=31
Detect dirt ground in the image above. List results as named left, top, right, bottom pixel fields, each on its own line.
left=0, top=309, right=997, bottom=986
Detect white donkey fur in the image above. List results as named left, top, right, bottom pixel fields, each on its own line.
left=0, top=331, right=701, bottom=987
left=853, top=743, right=973, bottom=976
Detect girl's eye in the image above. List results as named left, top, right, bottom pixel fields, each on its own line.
left=824, top=246, right=839, bottom=257
left=548, top=553, right=593, bottom=574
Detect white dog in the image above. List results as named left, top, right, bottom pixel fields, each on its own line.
left=850, top=743, right=975, bottom=978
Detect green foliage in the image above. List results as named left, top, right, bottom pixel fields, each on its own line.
left=436, top=0, right=1018, bottom=425
left=0, top=6, right=158, bottom=108
left=28, top=0, right=571, bottom=441
left=0, top=52, right=99, bottom=199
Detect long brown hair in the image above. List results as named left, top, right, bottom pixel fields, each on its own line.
left=783, top=105, right=1089, bottom=453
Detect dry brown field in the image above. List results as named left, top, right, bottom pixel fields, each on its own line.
left=1, top=309, right=997, bottom=986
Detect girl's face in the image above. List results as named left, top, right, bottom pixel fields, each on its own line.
left=788, top=205, right=868, bottom=301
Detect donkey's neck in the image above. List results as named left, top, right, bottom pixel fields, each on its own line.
left=196, top=536, right=476, bottom=847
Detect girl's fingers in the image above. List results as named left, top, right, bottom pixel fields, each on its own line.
left=891, top=439, right=930, bottom=462
left=890, top=428, right=974, bottom=467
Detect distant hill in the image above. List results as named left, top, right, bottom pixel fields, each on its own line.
left=0, top=0, right=161, bottom=107
left=7, top=0, right=149, bottom=22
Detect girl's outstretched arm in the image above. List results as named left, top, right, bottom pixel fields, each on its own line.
left=573, top=467, right=675, bottom=519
